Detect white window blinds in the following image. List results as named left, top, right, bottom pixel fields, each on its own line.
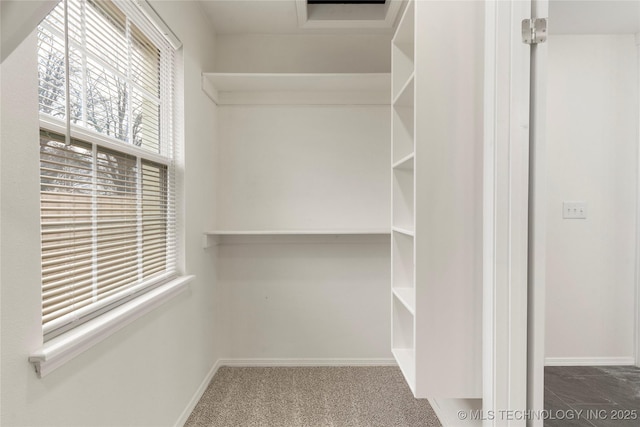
left=37, top=0, right=177, bottom=340
left=37, top=0, right=173, bottom=154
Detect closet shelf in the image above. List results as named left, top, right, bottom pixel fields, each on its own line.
left=205, top=229, right=391, bottom=236
left=392, top=72, right=415, bottom=107
left=203, top=229, right=390, bottom=248
left=392, top=0, right=415, bottom=46
left=202, top=72, right=391, bottom=105
left=392, top=226, right=414, bottom=237
left=392, top=153, right=414, bottom=170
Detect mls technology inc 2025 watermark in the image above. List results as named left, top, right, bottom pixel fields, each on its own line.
left=457, top=409, right=638, bottom=422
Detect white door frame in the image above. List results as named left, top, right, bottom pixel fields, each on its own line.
left=527, top=1, right=548, bottom=425
left=483, top=1, right=533, bottom=425
left=635, top=33, right=640, bottom=369
left=485, top=4, right=640, bottom=427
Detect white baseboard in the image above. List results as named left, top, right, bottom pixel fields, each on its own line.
left=174, top=359, right=221, bottom=427
left=217, top=358, right=397, bottom=367
left=428, top=398, right=482, bottom=427
left=545, top=357, right=636, bottom=366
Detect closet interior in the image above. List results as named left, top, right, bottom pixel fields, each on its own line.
left=201, top=0, right=484, bottom=420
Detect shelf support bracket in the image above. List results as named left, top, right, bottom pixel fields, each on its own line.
left=202, top=234, right=219, bottom=249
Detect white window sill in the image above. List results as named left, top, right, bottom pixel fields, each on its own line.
left=29, top=275, right=194, bottom=378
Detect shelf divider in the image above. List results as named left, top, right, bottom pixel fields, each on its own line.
left=393, top=287, right=415, bottom=315
left=392, top=347, right=416, bottom=392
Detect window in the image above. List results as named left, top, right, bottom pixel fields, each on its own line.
left=37, top=0, right=176, bottom=340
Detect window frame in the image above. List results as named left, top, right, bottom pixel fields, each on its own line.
left=38, top=122, right=177, bottom=341
left=36, top=0, right=179, bottom=342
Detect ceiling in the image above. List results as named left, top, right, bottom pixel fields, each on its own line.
left=200, top=0, right=300, bottom=34
left=198, top=0, right=400, bottom=34
left=198, top=0, right=640, bottom=36
left=549, top=0, right=640, bottom=34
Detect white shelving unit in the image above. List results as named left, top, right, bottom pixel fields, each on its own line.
left=202, top=68, right=394, bottom=381
left=202, top=71, right=391, bottom=248
left=390, top=0, right=482, bottom=399
left=391, top=0, right=416, bottom=394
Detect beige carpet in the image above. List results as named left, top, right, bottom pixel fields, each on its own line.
left=185, top=366, right=442, bottom=427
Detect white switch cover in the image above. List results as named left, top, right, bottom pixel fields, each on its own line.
left=563, top=201, right=587, bottom=219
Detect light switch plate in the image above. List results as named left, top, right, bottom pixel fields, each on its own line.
left=563, top=201, right=587, bottom=219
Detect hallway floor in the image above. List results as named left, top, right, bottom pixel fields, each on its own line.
left=544, top=366, right=640, bottom=427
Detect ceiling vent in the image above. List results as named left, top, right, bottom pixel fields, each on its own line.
left=296, top=0, right=402, bottom=30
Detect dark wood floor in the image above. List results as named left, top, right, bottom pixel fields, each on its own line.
left=545, top=366, right=640, bottom=427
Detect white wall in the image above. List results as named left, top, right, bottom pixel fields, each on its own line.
left=216, top=105, right=390, bottom=231
left=545, top=35, right=638, bottom=363
left=0, top=0, right=57, bottom=62
left=219, top=235, right=391, bottom=360
left=0, top=2, right=220, bottom=425
left=214, top=33, right=391, bottom=73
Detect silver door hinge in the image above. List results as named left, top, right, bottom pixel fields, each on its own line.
left=522, top=18, right=547, bottom=44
